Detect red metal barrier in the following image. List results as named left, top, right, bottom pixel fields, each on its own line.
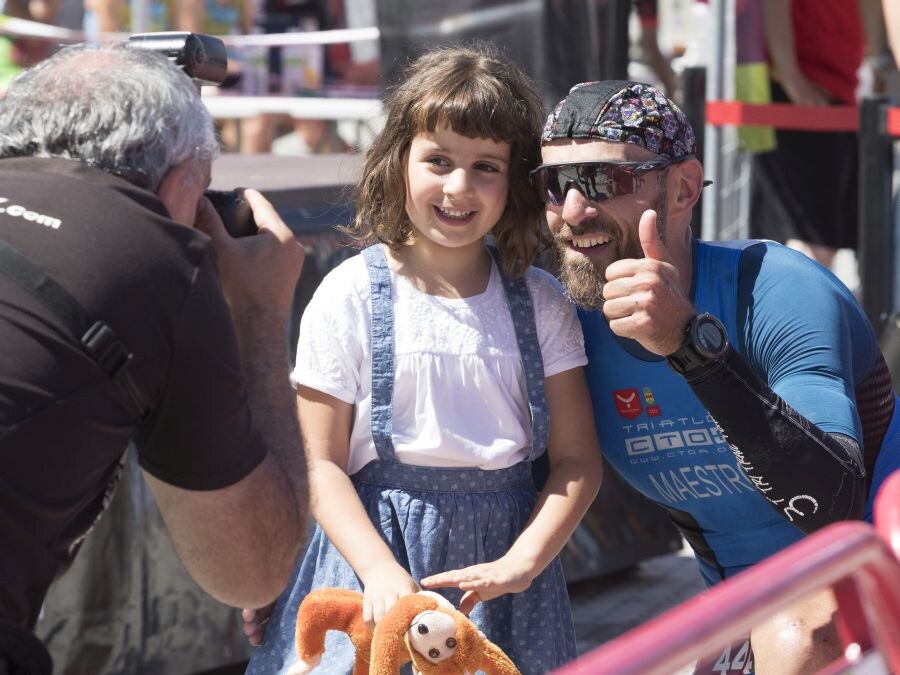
left=876, top=470, right=900, bottom=559
left=705, top=100, right=900, bottom=138
left=554, top=470, right=900, bottom=675
left=888, top=107, right=900, bottom=140
left=705, top=100, right=859, bottom=132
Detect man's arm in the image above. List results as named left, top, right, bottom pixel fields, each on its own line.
left=675, top=345, right=866, bottom=533
left=603, top=211, right=866, bottom=534
left=144, top=455, right=303, bottom=609
left=144, top=191, right=308, bottom=609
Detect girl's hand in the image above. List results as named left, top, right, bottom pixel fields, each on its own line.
left=360, top=561, right=420, bottom=629
left=242, top=602, right=274, bottom=646
left=419, top=554, right=535, bottom=615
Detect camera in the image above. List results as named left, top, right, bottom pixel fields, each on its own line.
left=204, top=189, right=257, bottom=238
left=126, top=32, right=228, bottom=86
left=126, top=32, right=256, bottom=237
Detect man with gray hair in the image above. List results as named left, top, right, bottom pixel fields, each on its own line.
left=0, top=43, right=309, bottom=672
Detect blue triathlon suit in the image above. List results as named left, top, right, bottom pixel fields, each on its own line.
left=581, top=239, right=900, bottom=585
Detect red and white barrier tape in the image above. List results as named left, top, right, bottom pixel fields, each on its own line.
left=201, top=94, right=383, bottom=121
left=0, top=14, right=378, bottom=47
left=0, top=14, right=115, bottom=42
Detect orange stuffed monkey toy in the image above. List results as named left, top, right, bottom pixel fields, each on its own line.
left=289, top=588, right=521, bottom=675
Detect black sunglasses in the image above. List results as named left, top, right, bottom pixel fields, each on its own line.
left=530, top=158, right=689, bottom=206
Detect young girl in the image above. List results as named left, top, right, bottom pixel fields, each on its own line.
left=245, top=43, right=602, bottom=675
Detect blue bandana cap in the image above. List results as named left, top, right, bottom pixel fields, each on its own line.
left=541, top=80, right=698, bottom=159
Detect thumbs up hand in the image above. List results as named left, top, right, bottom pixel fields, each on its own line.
left=601, top=209, right=696, bottom=355
left=637, top=206, right=672, bottom=264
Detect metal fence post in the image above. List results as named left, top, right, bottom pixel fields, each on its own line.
left=681, top=66, right=707, bottom=235
left=858, top=97, right=895, bottom=336
left=701, top=0, right=726, bottom=242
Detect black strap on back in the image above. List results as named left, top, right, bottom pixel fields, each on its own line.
left=0, top=617, right=52, bottom=675
left=0, top=239, right=148, bottom=418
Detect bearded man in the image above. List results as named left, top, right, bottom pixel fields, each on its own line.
left=536, top=80, right=899, bottom=675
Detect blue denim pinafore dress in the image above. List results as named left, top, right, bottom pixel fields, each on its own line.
left=245, top=245, right=577, bottom=675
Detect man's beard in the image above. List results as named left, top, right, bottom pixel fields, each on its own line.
left=557, top=253, right=607, bottom=310
left=555, top=187, right=668, bottom=311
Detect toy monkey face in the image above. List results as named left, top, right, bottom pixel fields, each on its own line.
left=408, top=610, right=459, bottom=664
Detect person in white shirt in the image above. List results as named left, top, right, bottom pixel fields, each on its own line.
left=242, top=42, right=603, bottom=675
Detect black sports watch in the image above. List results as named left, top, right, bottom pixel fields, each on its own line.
left=666, top=313, right=730, bottom=376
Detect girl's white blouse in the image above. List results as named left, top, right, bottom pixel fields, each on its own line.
left=291, top=247, right=587, bottom=474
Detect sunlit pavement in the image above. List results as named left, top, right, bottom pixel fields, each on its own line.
left=569, top=540, right=704, bottom=657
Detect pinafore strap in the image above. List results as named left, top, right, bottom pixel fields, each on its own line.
left=362, top=244, right=549, bottom=462
left=362, top=244, right=396, bottom=461
left=486, top=246, right=549, bottom=457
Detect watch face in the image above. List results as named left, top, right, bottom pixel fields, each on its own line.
left=695, top=316, right=727, bottom=355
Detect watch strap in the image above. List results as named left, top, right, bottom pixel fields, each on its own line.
left=666, top=313, right=728, bottom=377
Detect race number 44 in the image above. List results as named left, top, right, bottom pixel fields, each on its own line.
left=694, top=638, right=754, bottom=674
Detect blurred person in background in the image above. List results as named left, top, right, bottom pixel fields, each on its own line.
left=238, top=0, right=377, bottom=155
left=86, top=0, right=250, bottom=34
left=84, top=0, right=252, bottom=72
left=886, top=0, right=900, bottom=64
left=749, top=0, right=886, bottom=277
left=0, top=0, right=84, bottom=93
left=542, top=0, right=680, bottom=107
left=631, top=0, right=678, bottom=99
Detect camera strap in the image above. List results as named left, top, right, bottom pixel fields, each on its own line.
left=0, top=239, right=149, bottom=420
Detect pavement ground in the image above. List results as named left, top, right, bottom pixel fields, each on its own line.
left=569, top=543, right=710, bottom=675
left=569, top=540, right=706, bottom=657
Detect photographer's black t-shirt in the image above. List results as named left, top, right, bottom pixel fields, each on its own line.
left=0, top=158, right=267, bottom=629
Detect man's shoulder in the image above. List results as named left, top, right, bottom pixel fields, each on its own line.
left=0, top=156, right=211, bottom=266
left=0, top=157, right=165, bottom=207
left=697, top=237, right=769, bottom=255
left=698, top=238, right=832, bottom=289
left=714, top=239, right=847, bottom=289
left=719, top=239, right=871, bottom=353
left=700, top=237, right=810, bottom=263
left=0, top=156, right=220, bottom=365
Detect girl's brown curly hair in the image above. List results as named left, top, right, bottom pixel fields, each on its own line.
left=344, top=42, right=546, bottom=278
